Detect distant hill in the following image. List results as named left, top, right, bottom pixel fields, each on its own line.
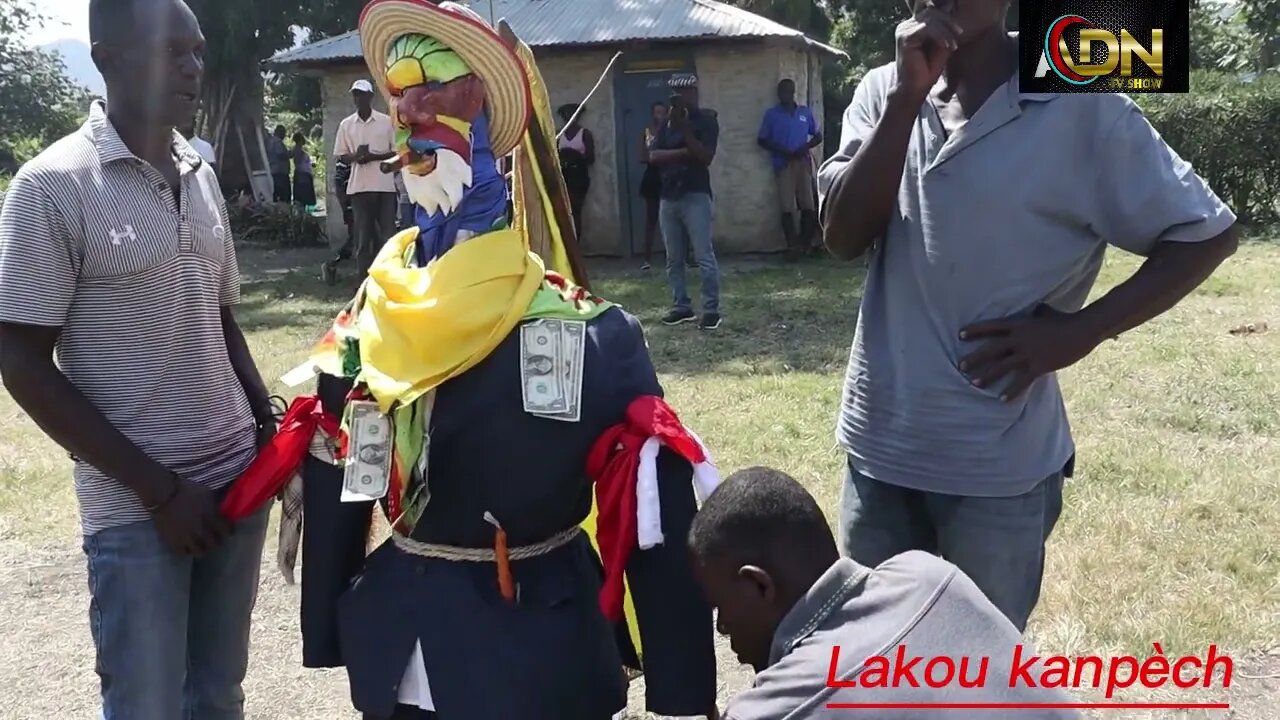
left=39, top=38, right=105, bottom=97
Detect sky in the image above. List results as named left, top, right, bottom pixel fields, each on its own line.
left=22, top=0, right=309, bottom=48
left=25, top=0, right=90, bottom=46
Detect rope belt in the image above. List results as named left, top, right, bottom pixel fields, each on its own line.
left=391, top=525, right=581, bottom=562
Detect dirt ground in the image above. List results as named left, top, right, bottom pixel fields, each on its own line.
left=2, top=532, right=1276, bottom=720
left=0, top=531, right=758, bottom=720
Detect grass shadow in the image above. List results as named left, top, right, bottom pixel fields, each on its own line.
left=591, top=257, right=865, bottom=377
left=234, top=247, right=869, bottom=377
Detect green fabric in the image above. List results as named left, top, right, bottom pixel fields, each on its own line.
left=522, top=282, right=616, bottom=322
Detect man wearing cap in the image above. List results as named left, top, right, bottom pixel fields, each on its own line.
left=332, top=79, right=399, bottom=279
left=649, top=72, right=722, bottom=329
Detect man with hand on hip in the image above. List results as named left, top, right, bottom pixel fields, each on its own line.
left=817, top=0, right=1237, bottom=631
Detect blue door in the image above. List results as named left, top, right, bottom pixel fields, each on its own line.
left=612, top=53, right=696, bottom=258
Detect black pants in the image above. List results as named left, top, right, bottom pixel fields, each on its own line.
left=350, top=192, right=398, bottom=277
left=273, top=173, right=292, bottom=204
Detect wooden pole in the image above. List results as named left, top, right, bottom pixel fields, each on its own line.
left=496, top=19, right=593, bottom=292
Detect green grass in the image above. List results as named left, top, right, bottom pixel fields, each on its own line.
left=1, top=241, right=1277, bottom=665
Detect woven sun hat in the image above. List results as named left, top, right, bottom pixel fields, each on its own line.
left=359, top=0, right=532, bottom=158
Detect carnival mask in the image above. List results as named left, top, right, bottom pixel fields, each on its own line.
left=385, top=33, right=487, bottom=216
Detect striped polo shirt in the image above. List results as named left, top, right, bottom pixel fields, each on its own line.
left=0, top=102, right=257, bottom=536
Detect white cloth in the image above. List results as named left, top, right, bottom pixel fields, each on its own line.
left=635, top=431, right=720, bottom=550
left=397, top=640, right=436, bottom=711
left=188, top=136, right=216, bottom=166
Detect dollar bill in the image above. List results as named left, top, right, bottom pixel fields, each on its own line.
left=520, top=319, right=568, bottom=414
left=540, top=320, right=585, bottom=423
left=341, top=400, right=391, bottom=502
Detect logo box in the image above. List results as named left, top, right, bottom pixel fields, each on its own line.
left=1018, top=0, right=1190, bottom=93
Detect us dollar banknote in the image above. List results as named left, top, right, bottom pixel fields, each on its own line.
left=540, top=319, right=585, bottom=423
left=341, top=400, right=391, bottom=502
left=520, top=319, right=568, bottom=415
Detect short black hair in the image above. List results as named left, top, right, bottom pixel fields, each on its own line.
left=778, top=78, right=795, bottom=88
left=688, top=466, right=837, bottom=577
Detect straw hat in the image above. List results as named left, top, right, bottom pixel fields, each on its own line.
left=359, top=0, right=532, bottom=158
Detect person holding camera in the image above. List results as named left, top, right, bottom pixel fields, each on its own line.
left=648, top=72, right=722, bottom=329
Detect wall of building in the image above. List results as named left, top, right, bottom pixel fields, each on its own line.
left=316, top=40, right=829, bottom=256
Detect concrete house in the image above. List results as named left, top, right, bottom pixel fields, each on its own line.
left=266, top=0, right=843, bottom=258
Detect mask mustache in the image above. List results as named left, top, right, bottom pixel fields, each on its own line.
left=401, top=147, right=472, bottom=217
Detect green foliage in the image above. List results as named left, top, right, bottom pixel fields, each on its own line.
left=1137, top=70, right=1280, bottom=222
left=224, top=195, right=326, bottom=247
left=1192, top=1, right=1258, bottom=71
left=0, top=0, right=95, bottom=162
left=265, top=2, right=364, bottom=124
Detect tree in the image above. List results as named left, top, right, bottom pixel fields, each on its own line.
left=0, top=0, right=94, bottom=169
left=189, top=0, right=364, bottom=194
left=1192, top=0, right=1257, bottom=71
left=266, top=1, right=365, bottom=129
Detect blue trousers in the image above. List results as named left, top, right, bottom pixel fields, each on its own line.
left=83, top=506, right=270, bottom=719
left=659, top=193, right=719, bottom=313
left=839, top=458, right=1065, bottom=632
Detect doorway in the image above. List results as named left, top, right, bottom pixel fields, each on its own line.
left=612, top=52, right=697, bottom=258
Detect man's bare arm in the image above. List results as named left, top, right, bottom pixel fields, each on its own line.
left=220, top=308, right=273, bottom=427
left=820, top=93, right=918, bottom=261
left=1075, top=228, right=1239, bottom=343
left=0, top=322, right=174, bottom=506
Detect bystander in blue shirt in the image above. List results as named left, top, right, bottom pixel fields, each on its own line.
left=758, top=78, right=823, bottom=256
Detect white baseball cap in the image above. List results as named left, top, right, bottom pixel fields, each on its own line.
left=350, top=79, right=374, bottom=94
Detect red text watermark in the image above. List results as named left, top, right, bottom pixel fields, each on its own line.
left=824, top=643, right=1233, bottom=710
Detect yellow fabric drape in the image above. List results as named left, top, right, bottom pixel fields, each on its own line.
left=356, top=226, right=545, bottom=414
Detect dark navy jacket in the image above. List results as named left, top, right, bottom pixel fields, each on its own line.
left=301, top=306, right=717, bottom=719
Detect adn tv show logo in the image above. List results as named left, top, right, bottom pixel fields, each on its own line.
left=1018, top=0, right=1189, bottom=93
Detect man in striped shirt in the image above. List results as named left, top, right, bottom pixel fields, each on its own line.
left=0, top=0, right=275, bottom=717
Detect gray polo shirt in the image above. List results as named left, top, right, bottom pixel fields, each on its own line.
left=723, top=553, right=1083, bottom=720
left=0, top=102, right=257, bottom=536
left=816, top=64, right=1235, bottom=496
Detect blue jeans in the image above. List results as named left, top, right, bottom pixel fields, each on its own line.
left=83, top=506, right=270, bottom=720
left=838, top=458, right=1064, bottom=632
left=399, top=202, right=415, bottom=230
left=659, top=193, right=719, bottom=313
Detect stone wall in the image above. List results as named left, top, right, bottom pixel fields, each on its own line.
left=316, top=41, right=829, bottom=256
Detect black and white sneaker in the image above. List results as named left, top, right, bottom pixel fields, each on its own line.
left=700, top=312, right=722, bottom=329
left=662, top=308, right=696, bottom=326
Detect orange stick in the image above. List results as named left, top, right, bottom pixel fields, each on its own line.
left=485, top=512, right=515, bottom=602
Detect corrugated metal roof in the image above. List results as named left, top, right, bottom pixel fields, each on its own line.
left=267, top=0, right=843, bottom=67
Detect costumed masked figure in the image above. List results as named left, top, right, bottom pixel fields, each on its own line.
left=260, top=2, right=720, bottom=718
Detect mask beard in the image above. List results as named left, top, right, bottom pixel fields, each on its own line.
left=401, top=148, right=473, bottom=217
